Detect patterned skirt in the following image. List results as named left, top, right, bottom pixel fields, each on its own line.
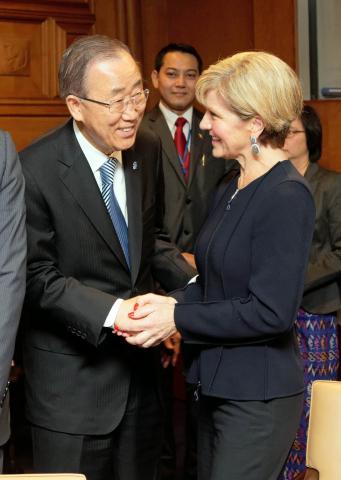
left=279, top=309, right=339, bottom=479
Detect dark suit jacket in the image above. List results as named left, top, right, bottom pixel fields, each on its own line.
left=20, top=120, right=194, bottom=435
left=141, top=105, right=230, bottom=252
left=303, top=163, right=341, bottom=313
left=173, top=161, right=315, bottom=401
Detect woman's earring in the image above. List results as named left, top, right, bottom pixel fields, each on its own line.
left=250, top=136, right=261, bottom=155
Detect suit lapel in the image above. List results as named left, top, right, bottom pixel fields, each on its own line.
left=188, top=108, right=205, bottom=188
left=123, top=149, right=142, bottom=285
left=147, top=107, right=186, bottom=186
left=58, top=123, right=129, bottom=271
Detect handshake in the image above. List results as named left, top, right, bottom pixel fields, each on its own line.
left=114, top=293, right=178, bottom=353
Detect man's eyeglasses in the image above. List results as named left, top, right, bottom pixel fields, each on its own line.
left=287, top=129, right=305, bottom=138
left=76, top=89, right=149, bottom=114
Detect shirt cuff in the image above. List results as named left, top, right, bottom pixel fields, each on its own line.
left=103, top=298, right=124, bottom=328
left=188, top=275, right=198, bottom=285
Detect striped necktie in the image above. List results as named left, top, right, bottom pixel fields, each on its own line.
left=99, top=158, right=130, bottom=268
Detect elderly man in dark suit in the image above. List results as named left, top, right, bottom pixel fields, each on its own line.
left=20, top=35, right=194, bottom=480
left=0, top=130, right=26, bottom=471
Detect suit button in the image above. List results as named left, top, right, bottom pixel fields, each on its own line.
left=186, top=196, right=191, bottom=205
left=184, top=230, right=190, bottom=236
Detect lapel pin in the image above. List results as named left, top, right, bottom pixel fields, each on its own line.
left=198, top=132, right=203, bottom=139
left=201, top=154, right=206, bottom=167
left=132, top=161, right=138, bottom=170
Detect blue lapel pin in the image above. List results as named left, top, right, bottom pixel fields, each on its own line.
left=132, top=161, right=138, bottom=170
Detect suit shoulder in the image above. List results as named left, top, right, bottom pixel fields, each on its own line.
left=193, top=107, right=204, bottom=121
left=136, top=124, right=160, bottom=147
left=315, top=164, right=341, bottom=184
left=20, top=122, right=69, bottom=165
left=274, top=160, right=311, bottom=189
left=256, top=161, right=314, bottom=209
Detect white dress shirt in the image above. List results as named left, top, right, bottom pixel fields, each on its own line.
left=73, top=121, right=125, bottom=328
left=159, top=102, right=193, bottom=142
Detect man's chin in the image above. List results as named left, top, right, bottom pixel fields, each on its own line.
left=116, top=134, right=137, bottom=151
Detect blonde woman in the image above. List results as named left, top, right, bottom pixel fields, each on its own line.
left=117, top=52, right=315, bottom=480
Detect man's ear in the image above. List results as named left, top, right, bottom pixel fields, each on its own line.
left=151, top=70, right=159, bottom=89
left=65, top=95, right=83, bottom=122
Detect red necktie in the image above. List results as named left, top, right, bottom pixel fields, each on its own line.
left=174, top=117, right=190, bottom=182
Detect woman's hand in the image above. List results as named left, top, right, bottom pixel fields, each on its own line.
left=115, top=293, right=177, bottom=348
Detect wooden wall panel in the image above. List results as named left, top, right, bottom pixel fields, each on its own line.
left=0, top=0, right=340, bottom=171
left=0, top=116, right=66, bottom=151
left=0, top=0, right=95, bottom=150
left=165, top=0, right=254, bottom=67
left=252, top=0, right=297, bottom=69
left=307, top=100, right=341, bottom=172
left=140, top=0, right=254, bottom=109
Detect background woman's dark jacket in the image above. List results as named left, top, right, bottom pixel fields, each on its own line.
left=303, top=163, right=341, bottom=314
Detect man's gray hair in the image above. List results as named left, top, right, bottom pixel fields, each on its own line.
left=58, top=35, right=131, bottom=99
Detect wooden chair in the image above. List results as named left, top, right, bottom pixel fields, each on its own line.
left=297, top=380, right=341, bottom=480
left=0, top=475, right=86, bottom=479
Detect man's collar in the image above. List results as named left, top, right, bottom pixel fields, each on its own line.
left=73, top=120, right=122, bottom=173
left=158, top=102, right=193, bottom=126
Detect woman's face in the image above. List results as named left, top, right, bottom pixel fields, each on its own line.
left=199, top=90, right=253, bottom=160
left=283, top=118, right=308, bottom=162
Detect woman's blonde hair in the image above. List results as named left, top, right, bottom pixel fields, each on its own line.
left=196, top=51, right=303, bottom=148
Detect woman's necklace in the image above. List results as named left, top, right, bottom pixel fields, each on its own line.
left=226, top=187, right=239, bottom=210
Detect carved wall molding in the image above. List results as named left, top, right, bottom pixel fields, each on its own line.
left=0, top=37, right=30, bottom=76
left=41, top=18, right=66, bottom=98
left=0, top=1, right=95, bottom=24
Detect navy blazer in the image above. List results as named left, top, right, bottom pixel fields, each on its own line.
left=174, top=161, right=315, bottom=401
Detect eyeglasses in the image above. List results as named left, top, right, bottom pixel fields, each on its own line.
left=76, top=89, right=149, bottom=113
left=287, top=129, right=305, bottom=138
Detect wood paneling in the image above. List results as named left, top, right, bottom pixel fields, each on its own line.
left=252, top=0, right=297, bottom=69
left=141, top=0, right=254, bottom=109
left=308, top=100, right=341, bottom=172
left=0, top=116, right=66, bottom=151
left=0, top=0, right=340, bottom=171
left=0, top=0, right=95, bottom=150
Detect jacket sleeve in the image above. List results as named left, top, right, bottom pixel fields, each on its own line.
left=0, top=132, right=26, bottom=399
left=21, top=163, right=115, bottom=348
left=175, top=181, right=315, bottom=345
left=151, top=138, right=196, bottom=291
left=304, top=172, right=341, bottom=292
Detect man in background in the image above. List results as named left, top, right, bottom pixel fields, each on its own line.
left=141, top=43, right=235, bottom=480
left=20, top=35, right=194, bottom=480
left=0, top=130, right=26, bottom=471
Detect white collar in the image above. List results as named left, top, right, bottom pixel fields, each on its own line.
left=158, top=102, right=193, bottom=129
left=73, top=120, right=122, bottom=174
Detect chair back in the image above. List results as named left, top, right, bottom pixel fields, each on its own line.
left=305, top=380, right=341, bottom=479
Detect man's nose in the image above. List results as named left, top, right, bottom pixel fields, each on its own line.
left=175, top=74, right=186, bottom=87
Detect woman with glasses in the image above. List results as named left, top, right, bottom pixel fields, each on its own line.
left=280, top=105, right=341, bottom=480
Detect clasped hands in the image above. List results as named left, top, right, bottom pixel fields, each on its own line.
left=114, top=293, right=178, bottom=351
